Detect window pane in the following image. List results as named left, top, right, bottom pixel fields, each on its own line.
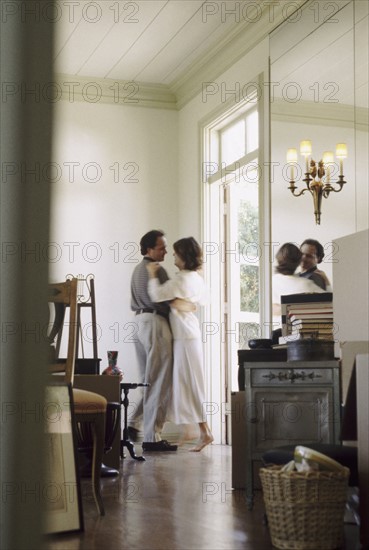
left=221, top=119, right=245, bottom=165
left=240, top=265, right=259, bottom=312
left=238, top=195, right=259, bottom=250
left=246, top=111, right=258, bottom=153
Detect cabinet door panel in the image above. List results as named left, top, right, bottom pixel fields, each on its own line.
left=251, top=389, right=334, bottom=450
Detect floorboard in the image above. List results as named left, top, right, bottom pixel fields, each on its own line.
left=45, top=443, right=360, bottom=550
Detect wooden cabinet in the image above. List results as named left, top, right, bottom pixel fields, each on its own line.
left=243, top=360, right=341, bottom=508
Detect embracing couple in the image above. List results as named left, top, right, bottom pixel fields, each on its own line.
left=129, top=230, right=213, bottom=453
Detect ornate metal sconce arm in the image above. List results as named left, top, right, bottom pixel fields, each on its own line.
left=288, top=184, right=309, bottom=197
left=323, top=176, right=346, bottom=198
left=288, top=171, right=313, bottom=197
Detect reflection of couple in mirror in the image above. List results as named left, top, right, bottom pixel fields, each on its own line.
left=272, top=240, right=331, bottom=316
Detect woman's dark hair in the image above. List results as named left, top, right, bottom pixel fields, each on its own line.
left=173, top=237, right=202, bottom=271
left=140, top=230, right=165, bottom=255
left=275, top=243, right=302, bottom=275
left=301, top=238, right=325, bottom=263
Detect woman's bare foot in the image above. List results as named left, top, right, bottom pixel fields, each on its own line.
left=189, top=434, right=214, bottom=452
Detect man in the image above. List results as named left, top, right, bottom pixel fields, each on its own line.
left=299, top=239, right=332, bottom=291
left=129, top=230, right=177, bottom=451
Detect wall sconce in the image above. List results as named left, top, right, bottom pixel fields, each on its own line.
left=286, top=140, right=347, bottom=224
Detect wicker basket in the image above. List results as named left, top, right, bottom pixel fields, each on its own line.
left=259, top=465, right=349, bottom=550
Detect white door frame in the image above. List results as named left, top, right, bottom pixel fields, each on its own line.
left=200, top=72, right=272, bottom=444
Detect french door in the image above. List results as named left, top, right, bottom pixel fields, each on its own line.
left=201, top=74, right=271, bottom=443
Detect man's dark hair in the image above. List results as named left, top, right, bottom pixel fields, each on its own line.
left=301, top=239, right=325, bottom=263
left=275, top=243, right=302, bottom=275
left=140, top=230, right=165, bottom=255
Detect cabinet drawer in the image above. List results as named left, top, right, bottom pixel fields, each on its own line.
left=249, top=367, right=334, bottom=386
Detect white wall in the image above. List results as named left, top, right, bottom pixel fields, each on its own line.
left=51, top=101, right=178, bottom=378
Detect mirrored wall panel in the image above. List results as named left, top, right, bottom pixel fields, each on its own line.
left=270, top=0, right=368, bottom=281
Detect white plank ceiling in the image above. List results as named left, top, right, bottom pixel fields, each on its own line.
left=54, top=0, right=252, bottom=85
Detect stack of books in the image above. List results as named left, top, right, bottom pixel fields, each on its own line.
left=282, top=301, right=334, bottom=342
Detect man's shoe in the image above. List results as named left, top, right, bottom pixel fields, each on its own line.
left=127, top=426, right=140, bottom=442
left=142, top=440, right=178, bottom=452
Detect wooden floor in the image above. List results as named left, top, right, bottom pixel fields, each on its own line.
left=46, top=443, right=360, bottom=550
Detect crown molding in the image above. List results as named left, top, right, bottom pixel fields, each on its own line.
left=271, top=99, right=369, bottom=129
left=54, top=74, right=177, bottom=110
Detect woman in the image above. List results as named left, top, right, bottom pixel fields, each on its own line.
left=273, top=242, right=325, bottom=316
left=147, top=237, right=213, bottom=452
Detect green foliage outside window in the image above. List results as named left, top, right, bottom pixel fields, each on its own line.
left=238, top=198, right=259, bottom=249
left=238, top=199, right=259, bottom=313
left=240, top=265, right=259, bottom=312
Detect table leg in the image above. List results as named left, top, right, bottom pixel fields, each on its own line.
left=120, top=387, right=145, bottom=461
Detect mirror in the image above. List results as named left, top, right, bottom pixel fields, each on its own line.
left=269, top=0, right=368, bottom=284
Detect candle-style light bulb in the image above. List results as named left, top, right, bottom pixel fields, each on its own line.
left=323, top=151, right=334, bottom=163
left=300, top=140, right=312, bottom=156
left=336, top=143, right=347, bottom=177
left=287, top=148, right=298, bottom=162
left=300, top=140, right=312, bottom=172
left=287, top=148, right=297, bottom=182
left=323, top=151, right=334, bottom=184
left=336, top=143, right=347, bottom=158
